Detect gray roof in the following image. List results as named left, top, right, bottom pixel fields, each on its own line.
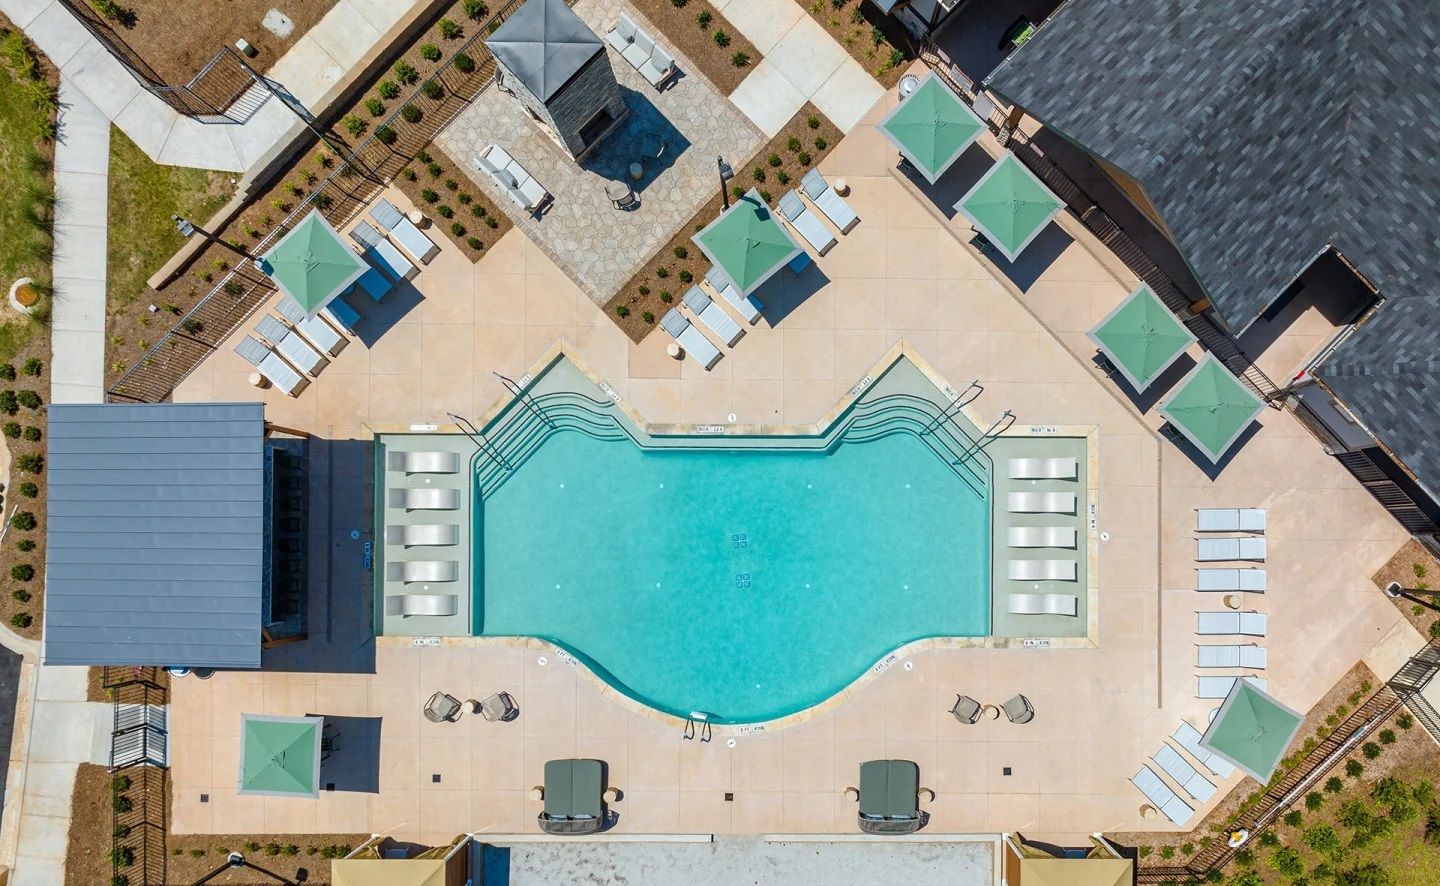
left=43, top=403, right=264, bottom=668
left=485, top=0, right=603, bottom=102
left=985, top=0, right=1440, bottom=331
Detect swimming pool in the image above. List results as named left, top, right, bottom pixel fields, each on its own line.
left=473, top=359, right=992, bottom=724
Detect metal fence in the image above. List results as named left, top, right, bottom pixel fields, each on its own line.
left=105, top=0, right=544, bottom=404
left=104, top=667, right=169, bottom=886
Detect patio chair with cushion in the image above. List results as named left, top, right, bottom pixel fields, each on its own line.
left=1131, top=764, right=1194, bottom=826
left=275, top=295, right=347, bottom=357
left=371, top=197, right=440, bottom=264
left=800, top=168, right=859, bottom=233
left=1007, top=456, right=1078, bottom=480
left=1196, top=537, right=1267, bottom=562
left=605, top=12, right=637, bottom=53
left=538, top=759, right=608, bottom=835
left=1173, top=721, right=1235, bottom=779
left=950, top=694, right=981, bottom=724
left=1196, top=508, right=1266, bottom=533
left=621, top=29, right=655, bottom=71
left=1007, top=592, right=1078, bottom=616
left=1153, top=744, right=1216, bottom=803
left=1006, top=526, right=1077, bottom=549
left=1007, top=491, right=1077, bottom=514
left=1006, top=559, right=1078, bottom=582
left=385, top=559, right=460, bottom=584
left=386, top=487, right=462, bottom=511
left=1195, top=611, right=1267, bottom=636
left=385, top=523, right=460, bottom=547
left=424, top=691, right=465, bottom=723
left=479, top=692, right=520, bottom=722
left=1001, top=694, right=1035, bottom=724
left=257, top=313, right=326, bottom=376
left=388, top=450, right=461, bottom=474
left=777, top=190, right=837, bottom=255
left=1197, top=568, right=1267, bottom=592
left=639, top=45, right=675, bottom=88
left=856, top=760, right=924, bottom=834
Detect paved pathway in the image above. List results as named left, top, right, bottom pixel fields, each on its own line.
left=50, top=79, right=109, bottom=405
left=719, top=0, right=885, bottom=136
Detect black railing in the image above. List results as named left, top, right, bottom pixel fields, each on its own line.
left=104, top=667, right=169, bottom=886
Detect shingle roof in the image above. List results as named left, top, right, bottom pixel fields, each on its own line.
left=985, top=0, right=1440, bottom=331
left=485, top=0, right=603, bottom=103
left=43, top=403, right=264, bottom=668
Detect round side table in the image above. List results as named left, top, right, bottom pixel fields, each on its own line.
left=629, top=162, right=644, bottom=181
left=981, top=704, right=1000, bottom=721
left=666, top=342, right=682, bottom=360
left=1223, top=594, right=1242, bottom=610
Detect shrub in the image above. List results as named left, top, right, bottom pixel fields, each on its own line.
left=1414, top=779, right=1435, bottom=806
left=697, top=9, right=712, bottom=27
left=615, top=305, right=630, bottom=318
left=246, top=842, right=261, bottom=852
left=454, top=52, right=476, bottom=73
left=752, top=168, right=766, bottom=182
left=439, top=18, right=462, bottom=39
left=113, top=794, right=133, bottom=814
left=421, top=189, right=439, bottom=203
left=189, top=848, right=206, bottom=858
left=797, top=150, right=812, bottom=166
left=420, top=43, right=442, bottom=62
left=22, top=426, right=38, bottom=442
left=284, top=844, right=300, bottom=856
left=21, top=358, right=40, bottom=376
left=1345, top=758, right=1364, bottom=777
left=673, top=245, right=689, bottom=259
left=1398, top=712, right=1414, bottom=729
left=659, top=291, right=673, bottom=303
left=787, top=136, right=802, bottom=152
left=1303, top=824, right=1341, bottom=857
left=1336, top=863, right=1393, bottom=886
left=1158, top=846, right=1174, bottom=859
left=344, top=115, right=367, bottom=137
left=18, top=454, right=42, bottom=474
left=1266, top=847, right=1302, bottom=877
left=1257, top=831, right=1279, bottom=847
left=2, top=423, right=17, bottom=438
left=375, top=126, right=397, bottom=145
left=731, top=51, right=749, bottom=67
left=672, top=0, right=687, bottom=6
left=378, top=80, right=400, bottom=100
left=1378, top=728, right=1396, bottom=744
left=656, top=267, right=669, bottom=278
left=1305, top=791, right=1323, bottom=810
left=402, top=168, right=417, bottom=182
left=0, top=366, right=14, bottom=382
left=807, top=114, right=820, bottom=129
left=1325, top=776, right=1344, bottom=793
left=486, top=217, right=498, bottom=228
left=1362, top=741, right=1381, bottom=759
left=464, top=0, right=488, bottom=18
left=10, top=589, right=29, bottom=603
left=814, top=136, right=828, bottom=150
left=110, top=846, right=134, bottom=867
left=445, top=178, right=459, bottom=191
left=450, top=222, right=465, bottom=236
left=401, top=104, right=423, bottom=123
left=364, top=97, right=385, bottom=116
left=265, top=842, right=282, bottom=856
left=767, top=153, right=781, bottom=167
left=15, top=539, right=33, bottom=552
left=642, top=310, right=655, bottom=324
left=421, top=79, right=444, bottom=100
left=759, top=189, right=772, bottom=202
left=11, top=564, right=33, bottom=582
left=678, top=269, right=693, bottom=283
left=713, top=29, right=731, bottom=47
left=466, top=236, right=483, bottom=249
left=394, top=60, right=419, bottom=84
left=458, top=193, right=472, bottom=204
left=10, top=613, right=30, bottom=628
left=776, top=170, right=790, bottom=185
left=437, top=205, right=454, bottom=219
left=0, top=391, right=17, bottom=414
left=1283, top=809, right=1302, bottom=827
left=427, top=161, right=443, bottom=177
left=92, top=0, right=127, bottom=22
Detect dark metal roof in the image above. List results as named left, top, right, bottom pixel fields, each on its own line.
left=985, top=0, right=1440, bottom=331
left=43, top=403, right=264, bottom=668
left=485, top=0, right=603, bottom=102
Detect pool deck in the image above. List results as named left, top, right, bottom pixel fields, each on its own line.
left=170, top=67, right=1412, bottom=846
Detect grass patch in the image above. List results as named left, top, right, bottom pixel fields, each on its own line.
left=106, top=126, right=233, bottom=310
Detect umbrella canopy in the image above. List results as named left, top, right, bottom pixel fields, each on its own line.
left=238, top=713, right=323, bottom=798
left=1018, top=858, right=1134, bottom=886
left=954, top=152, right=1065, bottom=262
left=879, top=72, right=985, bottom=184
left=260, top=210, right=368, bottom=317
left=692, top=189, right=800, bottom=297
left=1087, top=284, right=1197, bottom=391
left=1158, top=354, right=1265, bottom=463
left=1199, top=678, right=1303, bottom=782
left=333, top=859, right=450, bottom=886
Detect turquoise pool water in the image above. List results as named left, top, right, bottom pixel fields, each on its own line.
left=475, top=417, right=991, bottom=724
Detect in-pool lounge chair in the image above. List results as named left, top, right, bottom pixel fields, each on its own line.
left=1008, top=456, right=1079, bottom=480
left=856, top=760, right=924, bottom=834
left=682, top=285, right=744, bottom=347
left=1007, top=559, right=1078, bottom=582
left=1007, top=491, right=1077, bottom=514
left=387, top=488, right=461, bottom=511
left=704, top=265, right=763, bottom=324
left=1131, top=764, right=1193, bottom=826
left=950, top=694, right=981, bottom=724
left=1006, top=526, right=1077, bottom=549
left=777, top=190, right=837, bottom=256
left=275, top=295, right=347, bottom=357
left=1196, top=611, right=1267, bottom=636
left=385, top=524, right=460, bottom=547
left=800, top=169, right=858, bottom=233
left=384, top=593, right=458, bottom=617
left=1197, top=568, right=1266, bottom=592
left=1008, top=593, right=1078, bottom=616
left=476, top=145, right=551, bottom=212
left=1196, top=537, right=1267, bottom=562
left=538, top=759, right=607, bottom=835
left=1197, top=676, right=1267, bottom=699
left=1196, top=645, right=1267, bottom=669
left=388, top=451, right=461, bottom=474
left=371, top=197, right=440, bottom=264
left=660, top=308, right=722, bottom=370
left=1153, top=744, right=1216, bottom=803
left=234, top=336, right=309, bottom=396
left=1002, top=694, right=1035, bottom=724
left=1174, top=721, right=1235, bottom=778
left=257, top=314, right=326, bottom=376
left=1197, top=508, right=1266, bottom=533
left=385, top=560, right=459, bottom=584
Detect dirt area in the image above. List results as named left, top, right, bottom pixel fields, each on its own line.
left=1374, top=538, right=1440, bottom=641
left=66, top=763, right=119, bottom=886
left=796, top=0, right=911, bottom=87
left=92, top=0, right=339, bottom=84
left=394, top=143, right=513, bottom=263
left=85, top=666, right=171, bottom=702
left=629, top=0, right=760, bottom=95
left=603, top=103, right=842, bottom=342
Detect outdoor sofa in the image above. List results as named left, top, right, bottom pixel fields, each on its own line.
left=476, top=145, right=551, bottom=212
left=605, top=13, right=676, bottom=88
left=856, top=760, right=924, bottom=834
left=538, top=759, right=608, bottom=835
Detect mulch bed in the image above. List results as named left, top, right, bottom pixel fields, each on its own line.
left=629, top=0, right=760, bottom=95
left=0, top=350, right=51, bottom=642
left=95, top=0, right=339, bottom=84
left=1373, top=538, right=1440, bottom=641
left=796, top=0, right=911, bottom=87
left=603, top=103, right=841, bottom=342
left=393, top=143, right=512, bottom=263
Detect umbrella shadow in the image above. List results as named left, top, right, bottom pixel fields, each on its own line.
left=312, top=715, right=381, bottom=793
left=1161, top=419, right=1263, bottom=480
left=1094, top=350, right=1197, bottom=415
left=971, top=222, right=1070, bottom=292
left=347, top=279, right=425, bottom=349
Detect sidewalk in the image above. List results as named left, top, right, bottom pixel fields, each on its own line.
left=719, top=0, right=884, bottom=136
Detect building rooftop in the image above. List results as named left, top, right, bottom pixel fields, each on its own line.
left=485, top=0, right=604, bottom=103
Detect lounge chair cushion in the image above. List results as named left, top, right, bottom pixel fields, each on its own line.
left=544, top=759, right=603, bottom=820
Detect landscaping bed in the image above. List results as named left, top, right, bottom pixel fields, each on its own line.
left=393, top=144, right=512, bottom=263
left=1373, top=538, right=1440, bottom=641
left=0, top=354, right=51, bottom=641
left=604, top=103, right=841, bottom=342
left=796, top=0, right=911, bottom=86
left=629, top=0, right=760, bottom=95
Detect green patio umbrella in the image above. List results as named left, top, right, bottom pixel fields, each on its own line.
left=1087, top=284, right=1197, bottom=391
left=1158, top=354, right=1265, bottom=463
left=238, top=713, right=323, bottom=798
left=692, top=189, right=800, bottom=297
left=1199, top=678, right=1303, bottom=782
left=879, top=72, right=985, bottom=184
left=260, top=210, right=368, bottom=317
left=954, top=152, right=1064, bottom=263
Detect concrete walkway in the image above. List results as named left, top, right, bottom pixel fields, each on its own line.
left=50, top=79, right=109, bottom=405
left=720, top=0, right=884, bottom=136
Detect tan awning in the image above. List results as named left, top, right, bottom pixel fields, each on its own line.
left=1018, top=857, right=1134, bottom=886
left=332, top=859, right=450, bottom=886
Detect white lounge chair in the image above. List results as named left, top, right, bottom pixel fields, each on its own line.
left=349, top=219, right=385, bottom=249
left=365, top=238, right=417, bottom=281
left=387, top=451, right=461, bottom=474
left=1007, top=491, right=1077, bottom=514
left=1197, top=676, right=1266, bottom=699
left=1007, top=559, right=1078, bottom=582
left=234, top=336, right=308, bottom=396
left=1008, top=456, right=1078, bottom=480
left=1174, top=721, right=1235, bottom=779
left=1196, top=645, right=1267, bottom=669
left=387, top=488, right=461, bottom=510
left=476, top=145, right=550, bottom=212
left=1007, top=592, right=1078, bottom=616
left=1131, top=765, right=1193, bottom=826
left=385, top=560, right=459, bottom=583
left=777, top=190, right=836, bottom=256
left=1196, top=611, right=1267, bottom=636
left=384, top=593, right=458, bottom=617
left=1198, top=568, right=1266, bottom=592
left=682, top=286, right=743, bottom=347
left=1196, top=537, right=1267, bottom=562
left=371, top=197, right=440, bottom=264
left=1197, top=508, right=1266, bottom=533
left=1154, top=744, right=1216, bottom=803
left=275, top=296, right=347, bottom=357
left=800, top=169, right=858, bottom=233
left=704, top=265, right=763, bottom=324
left=385, top=524, right=460, bottom=547
left=660, top=308, right=722, bottom=370
left=257, top=314, right=326, bottom=376
left=1006, top=526, right=1077, bottom=548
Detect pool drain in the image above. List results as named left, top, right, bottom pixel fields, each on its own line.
left=735, top=573, right=751, bottom=589
left=731, top=533, right=748, bottom=549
